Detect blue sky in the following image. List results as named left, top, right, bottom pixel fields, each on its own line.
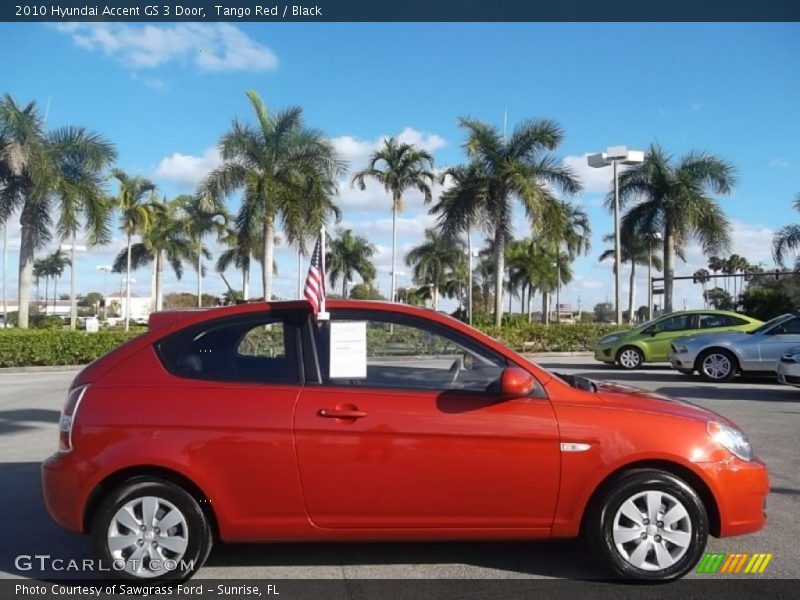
left=1, top=22, right=798, bottom=312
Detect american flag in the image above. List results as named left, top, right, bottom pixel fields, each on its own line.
left=304, top=232, right=326, bottom=315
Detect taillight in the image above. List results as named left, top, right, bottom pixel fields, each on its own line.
left=59, top=385, right=88, bottom=453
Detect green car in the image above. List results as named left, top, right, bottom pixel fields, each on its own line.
left=593, top=310, right=763, bottom=369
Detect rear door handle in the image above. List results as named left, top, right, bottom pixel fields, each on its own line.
left=318, top=408, right=368, bottom=419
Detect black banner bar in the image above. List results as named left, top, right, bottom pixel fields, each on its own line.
left=2, top=1, right=800, bottom=23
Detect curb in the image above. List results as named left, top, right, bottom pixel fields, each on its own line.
left=0, top=365, right=84, bottom=374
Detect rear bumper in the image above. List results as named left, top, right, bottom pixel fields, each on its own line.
left=699, top=457, right=769, bottom=538
left=41, top=452, right=94, bottom=533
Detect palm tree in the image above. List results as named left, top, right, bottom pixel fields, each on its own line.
left=200, top=90, right=344, bottom=302
left=773, top=194, right=800, bottom=267
left=110, top=169, right=156, bottom=330
left=352, top=137, right=435, bottom=304
left=0, top=94, right=117, bottom=328
left=176, top=195, right=228, bottom=307
left=112, top=196, right=198, bottom=312
left=431, top=163, right=486, bottom=324
left=33, top=258, right=48, bottom=310
left=507, top=238, right=557, bottom=322
left=405, top=229, right=466, bottom=311
left=442, top=117, right=581, bottom=326
left=216, top=225, right=260, bottom=301
left=615, top=143, right=736, bottom=313
left=725, top=254, right=749, bottom=300
left=693, top=268, right=711, bottom=307
left=45, top=249, right=70, bottom=314
left=600, top=234, right=664, bottom=322
left=326, top=228, right=376, bottom=298
left=708, top=255, right=725, bottom=293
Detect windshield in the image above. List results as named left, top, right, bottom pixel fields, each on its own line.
left=747, top=314, right=793, bottom=335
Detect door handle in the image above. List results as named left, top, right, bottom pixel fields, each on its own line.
left=318, top=408, right=368, bottom=419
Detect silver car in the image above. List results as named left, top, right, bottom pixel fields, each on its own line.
left=670, top=312, right=800, bottom=382
left=776, top=345, right=800, bottom=388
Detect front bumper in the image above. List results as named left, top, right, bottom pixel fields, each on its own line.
left=593, top=345, right=615, bottom=363
left=669, top=350, right=698, bottom=371
left=698, top=456, right=769, bottom=538
left=776, top=359, right=800, bottom=388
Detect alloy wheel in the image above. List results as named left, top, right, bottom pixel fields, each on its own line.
left=701, top=353, right=732, bottom=380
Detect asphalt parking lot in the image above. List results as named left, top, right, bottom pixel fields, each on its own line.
left=0, top=358, right=798, bottom=581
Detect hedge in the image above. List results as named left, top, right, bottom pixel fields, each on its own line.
left=0, top=322, right=632, bottom=368
left=0, top=330, right=142, bottom=367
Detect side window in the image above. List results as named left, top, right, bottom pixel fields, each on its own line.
left=317, top=314, right=510, bottom=393
left=776, top=317, right=800, bottom=335
left=699, top=314, right=741, bottom=329
left=657, top=314, right=694, bottom=332
left=157, top=315, right=299, bottom=384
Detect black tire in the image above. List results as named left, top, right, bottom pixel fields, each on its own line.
left=696, top=348, right=737, bottom=383
left=90, top=477, right=213, bottom=581
left=677, top=369, right=694, bottom=376
left=586, top=469, right=708, bottom=580
left=616, top=346, right=644, bottom=370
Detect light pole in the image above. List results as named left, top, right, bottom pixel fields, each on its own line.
left=96, top=265, right=113, bottom=320
left=588, top=146, right=645, bottom=325
left=61, top=241, right=86, bottom=330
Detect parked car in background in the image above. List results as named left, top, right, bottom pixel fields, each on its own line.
left=593, top=310, right=762, bottom=370
left=42, top=300, right=768, bottom=582
left=670, top=312, right=800, bottom=382
left=776, top=345, right=800, bottom=388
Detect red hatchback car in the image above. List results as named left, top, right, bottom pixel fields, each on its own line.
left=42, top=300, right=768, bottom=581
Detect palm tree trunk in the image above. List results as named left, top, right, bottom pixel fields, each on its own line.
left=342, top=277, right=347, bottom=299
left=17, top=205, right=36, bottom=329
left=53, top=277, right=58, bottom=314
left=2, top=224, right=8, bottom=326
left=493, top=230, right=505, bottom=327
left=297, top=249, right=303, bottom=299
left=556, top=269, right=561, bottom=324
left=663, top=227, right=675, bottom=313
left=156, top=250, right=164, bottom=311
left=242, top=263, right=250, bottom=300
left=125, top=233, right=132, bottom=332
left=69, top=234, right=77, bottom=330
left=263, top=215, right=275, bottom=300
left=391, top=193, right=399, bottom=303
left=197, top=242, right=202, bottom=308
left=628, top=260, right=636, bottom=323
left=542, top=292, right=550, bottom=325
left=44, top=277, right=49, bottom=313
left=150, top=251, right=157, bottom=312
left=508, top=280, right=513, bottom=315
left=527, top=284, right=533, bottom=323
left=433, top=285, right=439, bottom=311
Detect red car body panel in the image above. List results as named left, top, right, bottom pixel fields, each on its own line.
left=42, top=300, right=768, bottom=545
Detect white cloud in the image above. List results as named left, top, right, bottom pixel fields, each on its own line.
left=331, top=127, right=446, bottom=166
left=769, top=156, right=791, bottom=169
left=155, top=147, right=222, bottom=187
left=52, top=23, right=278, bottom=72
left=563, top=153, right=615, bottom=195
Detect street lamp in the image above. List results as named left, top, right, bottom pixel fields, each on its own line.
left=61, top=242, right=87, bottom=330
left=588, top=146, right=645, bottom=324
left=96, top=265, right=113, bottom=320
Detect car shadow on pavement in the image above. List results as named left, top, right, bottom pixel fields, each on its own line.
left=0, top=409, right=60, bottom=435
left=655, top=385, right=800, bottom=402
left=206, top=539, right=606, bottom=579
left=0, top=462, right=91, bottom=579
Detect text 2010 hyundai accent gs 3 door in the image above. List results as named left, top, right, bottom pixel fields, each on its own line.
left=42, top=300, right=768, bottom=581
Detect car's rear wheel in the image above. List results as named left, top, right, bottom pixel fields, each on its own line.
left=587, top=469, right=708, bottom=580
left=617, top=346, right=643, bottom=370
left=697, top=349, right=737, bottom=383
left=90, top=477, right=212, bottom=580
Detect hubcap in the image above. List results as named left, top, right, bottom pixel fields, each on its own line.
left=612, top=490, right=692, bottom=571
left=702, top=353, right=731, bottom=380
left=107, top=496, right=189, bottom=578
left=620, top=349, right=640, bottom=368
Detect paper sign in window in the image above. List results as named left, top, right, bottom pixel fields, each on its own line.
left=329, top=321, right=368, bottom=379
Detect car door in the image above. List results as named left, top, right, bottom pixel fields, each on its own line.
left=293, top=309, right=560, bottom=531
left=758, top=316, right=800, bottom=368
left=645, top=313, right=697, bottom=361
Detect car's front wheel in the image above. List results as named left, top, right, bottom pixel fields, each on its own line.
left=617, top=346, right=643, bottom=370
left=90, top=477, right=213, bottom=580
left=697, top=349, right=737, bottom=383
left=587, top=469, right=708, bottom=580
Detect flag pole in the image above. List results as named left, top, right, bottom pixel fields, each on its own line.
left=317, top=225, right=329, bottom=321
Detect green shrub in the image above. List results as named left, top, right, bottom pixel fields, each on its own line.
left=476, top=323, right=630, bottom=353
left=0, top=330, right=141, bottom=367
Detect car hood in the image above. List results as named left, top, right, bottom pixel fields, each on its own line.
left=591, top=379, right=734, bottom=426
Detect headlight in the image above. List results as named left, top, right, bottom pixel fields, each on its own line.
left=599, top=333, right=623, bottom=345
left=708, top=421, right=753, bottom=461
left=672, top=343, right=688, bottom=354
left=782, top=349, right=800, bottom=363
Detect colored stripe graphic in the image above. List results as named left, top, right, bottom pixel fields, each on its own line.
left=697, top=552, right=773, bottom=574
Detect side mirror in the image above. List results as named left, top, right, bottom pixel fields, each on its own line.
left=500, top=367, right=536, bottom=398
